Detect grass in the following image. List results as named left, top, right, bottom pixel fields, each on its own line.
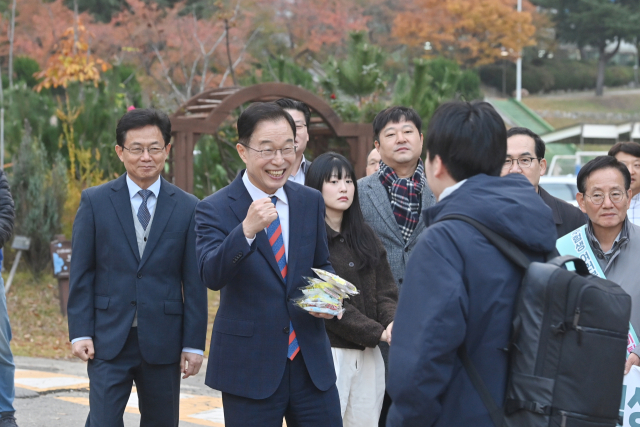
left=4, top=269, right=220, bottom=359
left=521, top=90, right=640, bottom=129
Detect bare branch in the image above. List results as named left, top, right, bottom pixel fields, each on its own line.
left=219, top=27, right=261, bottom=87
left=152, top=45, right=187, bottom=103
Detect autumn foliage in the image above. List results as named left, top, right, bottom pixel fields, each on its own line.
left=393, top=0, right=537, bottom=67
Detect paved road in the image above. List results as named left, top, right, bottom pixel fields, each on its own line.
left=12, top=356, right=225, bottom=427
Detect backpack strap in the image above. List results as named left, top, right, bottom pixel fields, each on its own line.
left=458, top=345, right=504, bottom=427
left=438, top=214, right=530, bottom=270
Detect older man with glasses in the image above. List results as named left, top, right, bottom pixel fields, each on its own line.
left=502, top=127, right=586, bottom=238
left=556, top=156, right=640, bottom=375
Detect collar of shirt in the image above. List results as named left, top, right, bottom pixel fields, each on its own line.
left=126, top=174, right=161, bottom=217
left=242, top=170, right=289, bottom=205
left=288, top=156, right=308, bottom=184
left=438, top=179, right=468, bottom=202
left=586, top=217, right=629, bottom=259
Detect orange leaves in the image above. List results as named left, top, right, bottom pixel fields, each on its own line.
left=393, top=0, right=537, bottom=68
left=33, top=20, right=111, bottom=92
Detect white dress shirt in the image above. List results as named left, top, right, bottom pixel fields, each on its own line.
left=628, top=193, right=640, bottom=226
left=242, top=171, right=290, bottom=260
left=73, top=175, right=202, bottom=356
left=288, top=156, right=308, bottom=185
left=438, top=179, right=468, bottom=202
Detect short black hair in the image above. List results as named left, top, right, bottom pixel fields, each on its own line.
left=372, top=106, right=422, bottom=142
left=274, top=98, right=311, bottom=127
left=426, top=101, right=506, bottom=182
left=116, top=108, right=172, bottom=148
left=577, top=156, right=631, bottom=193
left=305, top=152, right=380, bottom=271
left=507, top=126, right=546, bottom=159
left=608, top=141, right=640, bottom=159
left=237, top=103, right=296, bottom=146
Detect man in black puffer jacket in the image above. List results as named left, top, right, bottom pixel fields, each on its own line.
left=0, top=169, right=17, bottom=427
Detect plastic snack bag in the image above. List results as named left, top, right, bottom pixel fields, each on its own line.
left=311, top=268, right=359, bottom=295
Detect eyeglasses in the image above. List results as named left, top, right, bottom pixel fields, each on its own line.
left=584, top=191, right=626, bottom=206
left=122, top=145, right=166, bottom=156
left=503, top=157, right=542, bottom=169
left=241, top=144, right=297, bottom=160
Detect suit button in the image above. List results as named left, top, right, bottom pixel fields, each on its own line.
left=399, top=278, right=403, bottom=284
left=131, top=301, right=136, bottom=306
left=237, top=252, right=243, bottom=257
left=348, top=262, right=355, bottom=267
left=137, top=273, right=142, bottom=279
left=404, top=247, right=409, bottom=253
left=283, top=326, right=290, bottom=334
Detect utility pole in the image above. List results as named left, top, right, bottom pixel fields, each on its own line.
left=516, top=0, right=522, bottom=101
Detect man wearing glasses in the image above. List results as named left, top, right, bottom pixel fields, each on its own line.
left=67, top=108, right=207, bottom=426
left=564, top=156, right=640, bottom=374
left=275, top=98, right=312, bottom=184
left=609, top=141, right=640, bottom=225
left=502, top=127, right=585, bottom=237
left=195, top=102, right=342, bottom=426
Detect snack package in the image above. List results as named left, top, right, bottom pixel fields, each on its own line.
left=293, top=270, right=358, bottom=316
left=311, top=268, right=359, bottom=295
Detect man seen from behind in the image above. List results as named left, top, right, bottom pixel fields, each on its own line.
left=387, top=101, right=556, bottom=426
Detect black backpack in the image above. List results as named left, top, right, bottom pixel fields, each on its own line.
left=439, top=214, right=631, bottom=427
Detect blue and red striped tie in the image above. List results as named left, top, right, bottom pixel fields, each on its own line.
left=267, top=196, right=299, bottom=360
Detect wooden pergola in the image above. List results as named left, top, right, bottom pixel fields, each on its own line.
left=169, top=83, right=374, bottom=193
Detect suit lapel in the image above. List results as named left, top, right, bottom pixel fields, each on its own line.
left=138, top=177, right=177, bottom=270
left=229, top=173, right=285, bottom=284
left=284, top=182, right=301, bottom=290
left=367, top=178, right=404, bottom=242
left=109, top=174, right=141, bottom=262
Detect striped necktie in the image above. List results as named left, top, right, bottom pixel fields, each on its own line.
left=137, top=189, right=152, bottom=230
left=266, top=196, right=299, bottom=360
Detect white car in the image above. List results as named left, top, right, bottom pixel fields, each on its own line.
left=539, top=176, right=579, bottom=207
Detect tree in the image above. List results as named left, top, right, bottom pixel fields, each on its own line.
left=392, top=0, right=537, bottom=68
left=10, top=120, right=68, bottom=274
left=534, top=0, right=636, bottom=96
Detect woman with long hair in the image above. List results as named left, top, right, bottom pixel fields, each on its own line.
left=306, top=152, right=398, bottom=427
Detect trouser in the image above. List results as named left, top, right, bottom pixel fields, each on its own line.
left=85, top=328, right=180, bottom=427
left=221, top=352, right=342, bottom=427
left=0, top=276, right=16, bottom=414
left=332, top=346, right=385, bottom=427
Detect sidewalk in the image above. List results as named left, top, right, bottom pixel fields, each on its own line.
left=12, top=356, right=225, bottom=426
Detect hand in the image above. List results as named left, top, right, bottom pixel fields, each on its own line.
left=243, top=198, right=278, bottom=238
left=380, top=330, right=388, bottom=342
left=625, top=353, right=640, bottom=375
left=71, top=339, right=95, bottom=362
left=385, top=321, right=394, bottom=345
left=180, top=352, right=204, bottom=379
left=309, top=311, right=343, bottom=320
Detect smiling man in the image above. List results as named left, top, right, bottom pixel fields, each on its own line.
left=67, top=108, right=207, bottom=427
left=571, top=156, right=640, bottom=373
left=195, top=102, right=342, bottom=427
left=357, top=106, right=435, bottom=426
left=609, top=142, right=640, bottom=225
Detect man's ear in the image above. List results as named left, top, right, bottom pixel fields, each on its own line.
left=627, top=189, right=633, bottom=209
left=236, top=143, right=248, bottom=165
left=576, top=193, right=587, bottom=214
left=115, top=145, right=124, bottom=162
left=431, top=154, right=447, bottom=179
left=539, top=158, right=547, bottom=177
left=374, top=140, right=380, bottom=151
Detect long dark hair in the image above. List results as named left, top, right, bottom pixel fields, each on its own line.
left=306, top=152, right=380, bottom=271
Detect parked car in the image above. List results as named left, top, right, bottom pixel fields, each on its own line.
left=539, top=175, right=579, bottom=206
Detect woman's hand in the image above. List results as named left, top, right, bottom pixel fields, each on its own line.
left=385, top=322, right=394, bottom=345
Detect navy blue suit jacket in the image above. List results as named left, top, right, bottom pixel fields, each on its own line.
left=195, top=172, right=336, bottom=399
left=67, top=174, right=208, bottom=364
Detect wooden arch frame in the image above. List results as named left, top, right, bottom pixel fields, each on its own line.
left=169, top=83, right=374, bottom=193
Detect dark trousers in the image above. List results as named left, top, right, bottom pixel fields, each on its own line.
left=85, top=328, right=180, bottom=427
left=222, top=353, right=342, bottom=427
left=379, top=392, right=391, bottom=427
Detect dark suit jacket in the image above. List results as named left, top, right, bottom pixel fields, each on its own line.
left=67, top=174, right=207, bottom=364
left=539, top=185, right=587, bottom=239
left=195, top=172, right=336, bottom=400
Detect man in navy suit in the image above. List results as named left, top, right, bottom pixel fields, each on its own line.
left=67, top=109, right=208, bottom=427
left=195, top=102, right=342, bottom=427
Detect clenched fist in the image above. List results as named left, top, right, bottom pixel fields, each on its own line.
left=243, top=197, right=278, bottom=238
